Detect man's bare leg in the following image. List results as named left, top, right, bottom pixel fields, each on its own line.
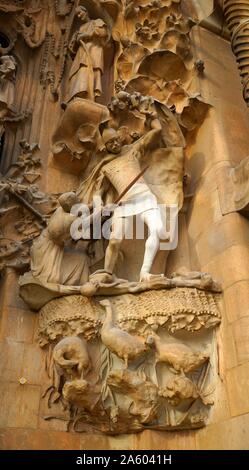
left=104, top=217, right=127, bottom=274
left=139, top=209, right=164, bottom=281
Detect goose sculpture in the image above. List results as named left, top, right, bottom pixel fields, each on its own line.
left=146, top=334, right=209, bottom=375
left=99, top=299, right=147, bottom=368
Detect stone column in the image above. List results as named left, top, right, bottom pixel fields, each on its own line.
left=223, top=0, right=249, bottom=105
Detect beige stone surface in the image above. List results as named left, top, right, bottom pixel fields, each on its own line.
left=21, top=344, right=47, bottom=385
left=196, top=413, right=249, bottom=450
left=0, top=269, right=29, bottom=311
left=0, top=428, right=135, bottom=450
left=194, top=213, right=249, bottom=267
left=201, top=244, right=249, bottom=290
left=224, top=281, right=249, bottom=324
left=0, top=341, right=25, bottom=383
left=0, top=306, right=36, bottom=343
left=226, top=362, right=249, bottom=417
left=0, top=382, right=40, bottom=429
left=0, top=428, right=82, bottom=450
left=187, top=188, right=223, bottom=243
left=192, top=28, right=249, bottom=164
left=209, top=377, right=231, bottom=426
left=133, top=430, right=197, bottom=450
left=46, top=160, right=80, bottom=194
left=217, top=320, right=237, bottom=372
left=231, top=318, right=249, bottom=366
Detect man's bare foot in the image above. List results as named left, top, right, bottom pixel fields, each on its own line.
left=139, top=272, right=164, bottom=282
left=89, top=270, right=114, bottom=284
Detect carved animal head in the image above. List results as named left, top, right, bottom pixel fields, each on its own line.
left=75, top=6, right=89, bottom=23
left=145, top=335, right=155, bottom=347
left=53, top=336, right=89, bottom=378
left=58, top=191, right=78, bottom=213
left=62, top=379, right=89, bottom=407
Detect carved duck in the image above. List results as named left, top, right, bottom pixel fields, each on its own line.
left=99, top=299, right=147, bottom=368
left=146, top=334, right=209, bottom=375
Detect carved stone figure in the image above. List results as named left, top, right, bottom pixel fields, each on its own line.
left=53, top=336, right=91, bottom=380
left=0, top=53, right=16, bottom=133
left=67, top=6, right=108, bottom=102
left=0, top=0, right=224, bottom=438
left=78, top=121, right=184, bottom=282
left=62, top=379, right=102, bottom=413
left=100, top=299, right=147, bottom=367
left=147, top=334, right=209, bottom=374
left=30, top=192, right=89, bottom=285
left=102, top=126, right=165, bottom=282
left=52, top=98, right=110, bottom=172
left=7, top=140, right=40, bottom=183
left=159, top=375, right=213, bottom=407
left=107, top=369, right=159, bottom=424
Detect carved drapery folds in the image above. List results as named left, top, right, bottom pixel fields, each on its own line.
left=223, top=0, right=249, bottom=105
left=216, top=156, right=249, bottom=217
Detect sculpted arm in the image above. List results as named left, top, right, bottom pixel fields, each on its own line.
left=135, top=118, right=161, bottom=157
left=94, top=171, right=110, bottom=203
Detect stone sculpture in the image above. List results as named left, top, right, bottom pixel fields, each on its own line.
left=67, top=6, right=109, bottom=102
left=0, top=53, right=16, bottom=136
left=100, top=299, right=148, bottom=367
left=0, top=0, right=223, bottom=435
left=146, top=334, right=209, bottom=374
left=53, top=336, right=91, bottom=380
left=30, top=192, right=89, bottom=285
left=0, top=54, right=16, bottom=119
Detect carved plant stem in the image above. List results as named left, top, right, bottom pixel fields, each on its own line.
left=224, top=0, right=249, bottom=104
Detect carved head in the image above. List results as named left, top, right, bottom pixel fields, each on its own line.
left=145, top=335, right=156, bottom=346
left=139, top=95, right=155, bottom=115
left=75, top=6, right=89, bottom=22
left=53, top=336, right=89, bottom=378
left=58, top=191, right=78, bottom=213
left=102, top=128, right=122, bottom=154
left=129, top=91, right=142, bottom=109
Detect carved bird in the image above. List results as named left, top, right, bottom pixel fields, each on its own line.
left=99, top=299, right=147, bottom=368
left=53, top=336, right=91, bottom=380
left=146, top=334, right=209, bottom=375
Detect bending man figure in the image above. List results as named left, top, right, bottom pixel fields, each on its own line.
left=97, top=122, right=167, bottom=282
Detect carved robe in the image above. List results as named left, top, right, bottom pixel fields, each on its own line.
left=31, top=207, right=89, bottom=285
left=0, top=55, right=16, bottom=118
left=67, top=19, right=107, bottom=102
